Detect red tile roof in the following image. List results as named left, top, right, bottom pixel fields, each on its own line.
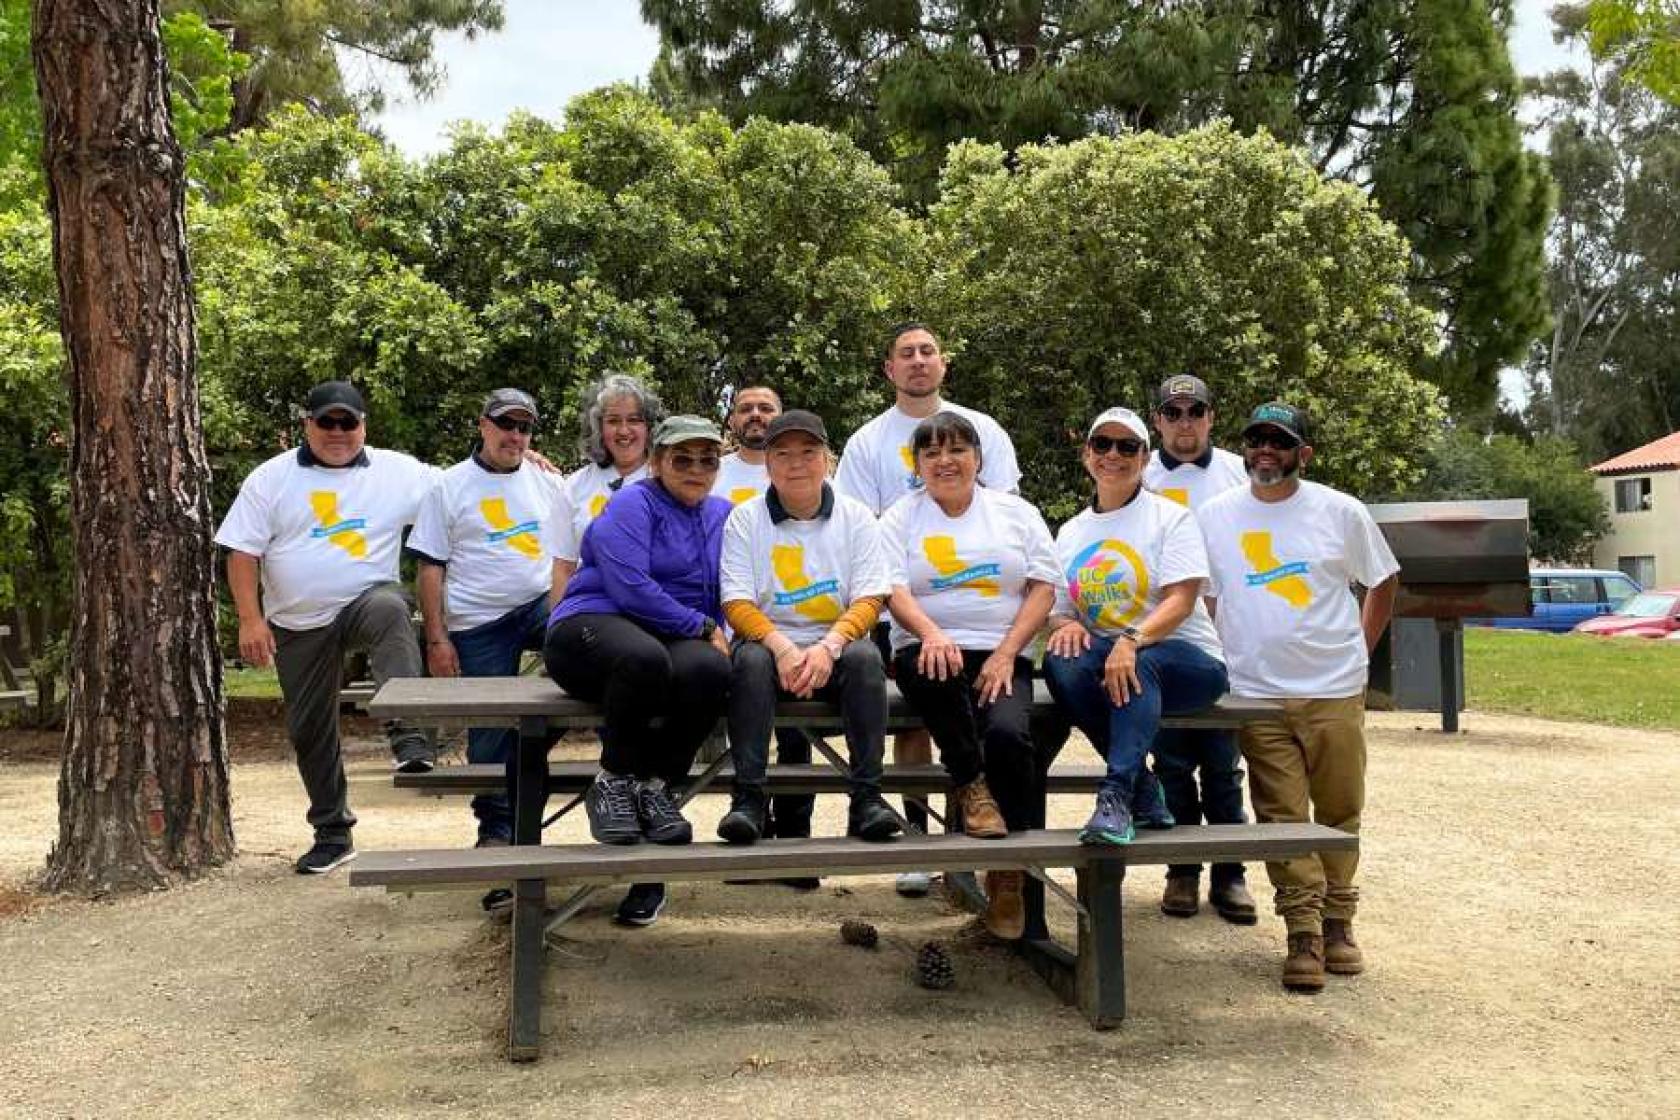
left=1590, top=430, right=1680, bottom=475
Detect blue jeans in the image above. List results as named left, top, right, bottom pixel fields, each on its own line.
left=1043, top=636, right=1230, bottom=796
left=1154, top=727, right=1248, bottom=884
left=451, top=594, right=550, bottom=842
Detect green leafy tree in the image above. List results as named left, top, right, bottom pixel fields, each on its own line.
left=917, top=124, right=1443, bottom=521
left=1588, top=0, right=1680, bottom=103
left=1526, top=4, right=1680, bottom=462
left=643, top=0, right=1551, bottom=409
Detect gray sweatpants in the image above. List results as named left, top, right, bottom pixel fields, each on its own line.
left=271, top=583, right=427, bottom=843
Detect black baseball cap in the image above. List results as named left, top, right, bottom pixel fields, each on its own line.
left=482, top=387, right=540, bottom=422
left=1242, top=401, right=1309, bottom=444
left=1155, top=374, right=1212, bottom=409
left=306, top=380, right=366, bottom=419
left=764, top=409, right=829, bottom=447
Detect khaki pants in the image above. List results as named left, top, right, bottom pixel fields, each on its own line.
left=1238, top=696, right=1366, bottom=934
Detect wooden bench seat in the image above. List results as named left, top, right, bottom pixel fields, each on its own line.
left=352, top=823, right=1356, bottom=1061
left=394, top=761, right=1116, bottom=797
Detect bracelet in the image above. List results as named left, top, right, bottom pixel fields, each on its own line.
left=427, top=639, right=452, bottom=647
left=818, top=634, right=846, bottom=659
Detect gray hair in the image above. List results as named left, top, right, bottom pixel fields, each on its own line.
left=578, top=374, right=666, bottom=467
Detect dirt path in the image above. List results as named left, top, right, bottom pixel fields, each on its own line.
left=1, top=711, right=1676, bottom=1119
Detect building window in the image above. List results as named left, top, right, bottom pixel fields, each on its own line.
left=1619, top=556, right=1657, bottom=589
left=1614, top=477, right=1652, bottom=513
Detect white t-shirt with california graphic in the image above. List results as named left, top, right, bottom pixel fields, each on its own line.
left=407, top=458, right=563, bottom=632
left=1197, top=480, right=1400, bottom=699
left=879, top=488, right=1058, bottom=653
left=721, top=486, right=893, bottom=647
left=833, top=400, right=1021, bottom=515
left=1143, top=447, right=1248, bottom=509
left=214, top=447, right=439, bottom=630
left=549, top=460, right=649, bottom=562
left=712, top=453, right=770, bottom=506
left=1052, top=490, right=1223, bottom=662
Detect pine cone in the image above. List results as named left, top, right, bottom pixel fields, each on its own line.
left=915, top=940, right=955, bottom=990
left=840, top=919, right=879, bottom=949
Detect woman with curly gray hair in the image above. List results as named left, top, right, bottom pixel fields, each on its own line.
left=549, top=374, right=666, bottom=598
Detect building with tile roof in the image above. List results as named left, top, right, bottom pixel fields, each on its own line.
left=1589, top=431, right=1680, bottom=588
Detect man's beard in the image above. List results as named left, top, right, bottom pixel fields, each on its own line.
left=1247, top=460, right=1299, bottom=486
left=737, top=425, right=768, bottom=450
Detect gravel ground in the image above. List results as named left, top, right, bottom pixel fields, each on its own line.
left=0, top=710, right=1675, bottom=1119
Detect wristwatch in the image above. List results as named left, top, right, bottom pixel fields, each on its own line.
left=699, top=618, right=718, bottom=641
left=1115, top=624, right=1144, bottom=644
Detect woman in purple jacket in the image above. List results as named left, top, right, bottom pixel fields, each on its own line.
left=544, top=414, right=732, bottom=926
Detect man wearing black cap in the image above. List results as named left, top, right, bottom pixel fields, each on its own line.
left=1197, top=402, right=1399, bottom=993
left=408, top=389, right=563, bottom=904
left=215, top=381, right=441, bottom=874
left=1142, top=374, right=1256, bottom=924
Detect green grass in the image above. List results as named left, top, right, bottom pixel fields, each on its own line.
left=1465, top=628, right=1680, bottom=730
left=224, top=666, right=281, bottom=700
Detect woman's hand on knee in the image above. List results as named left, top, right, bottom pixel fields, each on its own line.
left=1103, top=639, right=1142, bottom=707
left=1045, top=620, right=1090, bottom=660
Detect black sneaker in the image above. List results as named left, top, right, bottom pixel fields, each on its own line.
left=716, top=787, right=767, bottom=845
left=585, top=773, right=644, bottom=845
left=615, top=882, right=667, bottom=927
left=847, top=791, right=903, bottom=842
left=635, top=780, right=693, bottom=845
left=475, top=835, right=513, bottom=912
left=392, top=738, right=437, bottom=774
left=1131, top=770, right=1176, bottom=830
left=294, top=840, right=357, bottom=874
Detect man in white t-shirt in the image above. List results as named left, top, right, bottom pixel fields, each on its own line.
left=713, top=385, right=817, bottom=863
left=408, top=389, right=562, bottom=896
left=1141, top=374, right=1256, bottom=925
left=1198, top=402, right=1399, bottom=994
left=215, top=381, right=440, bottom=875
left=833, top=322, right=1021, bottom=895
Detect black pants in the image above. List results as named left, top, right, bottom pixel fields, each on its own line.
left=543, top=613, right=729, bottom=783
left=728, top=640, right=886, bottom=793
left=767, top=728, right=815, bottom=837
left=894, top=646, right=1039, bottom=832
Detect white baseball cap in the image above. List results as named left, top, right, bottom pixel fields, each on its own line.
left=1087, top=407, right=1150, bottom=446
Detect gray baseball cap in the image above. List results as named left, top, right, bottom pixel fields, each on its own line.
left=651, top=414, right=724, bottom=447
left=482, top=387, right=539, bottom=422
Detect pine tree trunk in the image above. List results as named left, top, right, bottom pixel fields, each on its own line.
left=33, top=0, right=234, bottom=893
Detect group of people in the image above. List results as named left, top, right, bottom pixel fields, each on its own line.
left=215, top=323, right=1398, bottom=994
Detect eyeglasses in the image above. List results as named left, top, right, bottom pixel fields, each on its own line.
left=1087, top=435, right=1145, bottom=456
left=312, top=413, right=362, bottom=432
left=1159, top=403, right=1208, bottom=422
left=487, top=415, right=535, bottom=435
left=1243, top=432, right=1300, bottom=452
left=668, top=452, right=721, bottom=473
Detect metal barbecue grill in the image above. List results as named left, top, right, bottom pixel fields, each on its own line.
left=1366, top=499, right=1531, bottom=732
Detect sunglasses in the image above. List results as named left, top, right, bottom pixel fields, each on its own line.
left=1159, top=403, right=1208, bottom=422
left=1087, top=435, right=1146, bottom=456
left=668, top=452, right=721, bottom=473
left=1244, top=432, right=1300, bottom=452
left=312, top=413, right=362, bottom=432
left=487, top=414, right=535, bottom=435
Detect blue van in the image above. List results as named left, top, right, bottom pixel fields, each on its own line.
left=1480, top=568, right=1643, bottom=633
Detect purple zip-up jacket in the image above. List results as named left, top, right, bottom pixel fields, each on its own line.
left=549, top=478, right=730, bottom=638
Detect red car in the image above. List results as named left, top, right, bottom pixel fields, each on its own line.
left=1572, top=588, right=1680, bottom=638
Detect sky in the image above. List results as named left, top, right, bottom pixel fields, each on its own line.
left=374, top=0, right=1588, bottom=157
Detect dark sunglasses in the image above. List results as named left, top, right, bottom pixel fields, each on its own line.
left=487, top=414, right=536, bottom=435
left=312, top=413, right=362, bottom=432
left=1244, top=432, right=1300, bottom=452
left=1087, top=435, right=1146, bottom=456
left=668, top=452, right=721, bottom=473
left=1159, top=403, right=1208, bottom=422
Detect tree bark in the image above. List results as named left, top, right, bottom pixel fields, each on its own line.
left=33, top=0, right=234, bottom=893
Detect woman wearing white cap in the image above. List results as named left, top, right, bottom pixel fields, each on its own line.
left=1042, top=407, right=1229, bottom=846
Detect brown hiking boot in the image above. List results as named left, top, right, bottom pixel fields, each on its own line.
left=1324, top=918, right=1364, bottom=975
left=1160, top=876, right=1200, bottom=917
left=1210, top=879, right=1258, bottom=925
left=983, top=870, right=1026, bottom=941
left=955, top=777, right=1008, bottom=838
left=1283, top=932, right=1326, bottom=993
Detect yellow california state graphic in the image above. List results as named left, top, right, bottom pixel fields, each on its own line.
left=587, top=493, right=609, bottom=519
left=898, top=444, right=916, bottom=473
left=479, top=498, right=543, bottom=559
left=309, top=491, right=367, bottom=558
left=771, top=544, right=841, bottom=622
left=1159, top=487, right=1189, bottom=507
left=728, top=487, right=758, bottom=506
left=923, top=535, right=999, bottom=598
left=1241, top=531, right=1313, bottom=608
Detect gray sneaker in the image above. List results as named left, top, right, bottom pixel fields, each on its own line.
left=585, top=772, right=643, bottom=845
left=635, top=780, right=693, bottom=845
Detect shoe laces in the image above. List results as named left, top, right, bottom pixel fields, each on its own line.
left=599, top=776, right=638, bottom=818
left=963, top=782, right=1001, bottom=814
left=638, top=781, right=682, bottom=821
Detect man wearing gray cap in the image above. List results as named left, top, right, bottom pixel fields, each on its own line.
left=1142, top=374, right=1256, bottom=925
left=408, top=389, right=563, bottom=904
left=215, top=380, right=441, bottom=875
